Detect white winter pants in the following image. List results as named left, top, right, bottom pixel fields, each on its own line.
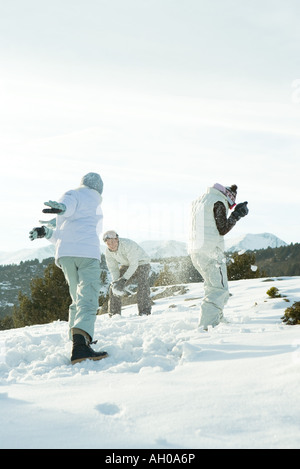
left=191, top=250, right=229, bottom=329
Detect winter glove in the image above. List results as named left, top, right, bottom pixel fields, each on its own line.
left=29, top=226, right=53, bottom=241
left=232, top=201, right=249, bottom=221
left=38, top=218, right=56, bottom=228
left=111, top=278, right=127, bottom=296
left=42, top=200, right=66, bottom=214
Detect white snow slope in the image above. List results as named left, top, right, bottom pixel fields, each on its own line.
left=1, top=277, right=300, bottom=449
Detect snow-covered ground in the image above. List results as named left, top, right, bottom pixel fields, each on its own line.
left=1, top=277, right=300, bottom=449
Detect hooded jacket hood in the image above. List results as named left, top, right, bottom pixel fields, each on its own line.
left=81, top=172, right=103, bottom=194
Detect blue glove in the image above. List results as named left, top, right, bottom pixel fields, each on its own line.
left=42, top=200, right=66, bottom=214
left=29, top=226, right=53, bottom=241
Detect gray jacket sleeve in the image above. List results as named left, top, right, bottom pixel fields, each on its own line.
left=213, top=201, right=237, bottom=236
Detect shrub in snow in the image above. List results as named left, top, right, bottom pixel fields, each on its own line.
left=266, top=286, right=282, bottom=298
left=282, top=301, right=300, bottom=325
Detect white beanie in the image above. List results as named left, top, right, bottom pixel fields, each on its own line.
left=103, top=230, right=119, bottom=241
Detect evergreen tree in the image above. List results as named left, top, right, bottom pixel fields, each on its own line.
left=227, top=252, right=264, bottom=280
left=13, top=262, right=71, bottom=328
left=0, top=315, right=14, bottom=330
left=154, top=264, right=177, bottom=286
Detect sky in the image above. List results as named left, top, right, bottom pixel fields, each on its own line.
left=1, top=0, right=300, bottom=252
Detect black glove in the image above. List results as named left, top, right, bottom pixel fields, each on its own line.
left=29, top=226, right=47, bottom=241
left=42, top=208, right=63, bottom=214
left=42, top=201, right=66, bottom=214
left=113, top=278, right=126, bottom=292
left=232, top=201, right=249, bottom=221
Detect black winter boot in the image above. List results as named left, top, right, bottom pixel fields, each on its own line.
left=71, top=334, right=108, bottom=365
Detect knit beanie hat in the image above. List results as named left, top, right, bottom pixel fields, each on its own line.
left=213, top=183, right=237, bottom=208
left=103, top=230, right=119, bottom=242
left=81, top=172, right=103, bottom=194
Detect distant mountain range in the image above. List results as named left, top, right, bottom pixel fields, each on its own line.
left=224, top=232, right=287, bottom=253
left=0, top=245, right=56, bottom=266
left=139, top=240, right=187, bottom=259
left=0, top=233, right=288, bottom=266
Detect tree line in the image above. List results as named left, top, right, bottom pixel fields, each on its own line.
left=0, top=249, right=266, bottom=331
left=1, top=242, right=300, bottom=331
left=254, top=243, right=300, bottom=276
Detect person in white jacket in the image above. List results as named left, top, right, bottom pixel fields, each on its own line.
left=188, top=183, right=248, bottom=330
left=103, top=230, right=152, bottom=316
left=29, top=172, right=108, bottom=364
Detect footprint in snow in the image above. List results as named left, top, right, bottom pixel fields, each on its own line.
left=95, top=402, right=121, bottom=416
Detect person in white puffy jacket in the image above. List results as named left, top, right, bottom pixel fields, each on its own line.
left=103, top=230, right=152, bottom=317
left=188, top=183, right=248, bottom=330
left=29, top=172, right=108, bottom=364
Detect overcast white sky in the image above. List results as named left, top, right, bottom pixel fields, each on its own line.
left=1, top=0, right=300, bottom=251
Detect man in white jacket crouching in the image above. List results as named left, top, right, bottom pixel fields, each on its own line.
left=103, top=231, right=152, bottom=317
left=29, top=172, right=108, bottom=365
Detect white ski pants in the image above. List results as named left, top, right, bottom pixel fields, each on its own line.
left=191, top=250, right=229, bottom=329
left=58, top=257, right=101, bottom=340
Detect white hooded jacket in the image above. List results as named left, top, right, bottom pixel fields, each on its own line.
left=188, top=187, right=229, bottom=255
left=49, top=186, right=103, bottom=263
left=105, top=238, right=150, bottom=282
